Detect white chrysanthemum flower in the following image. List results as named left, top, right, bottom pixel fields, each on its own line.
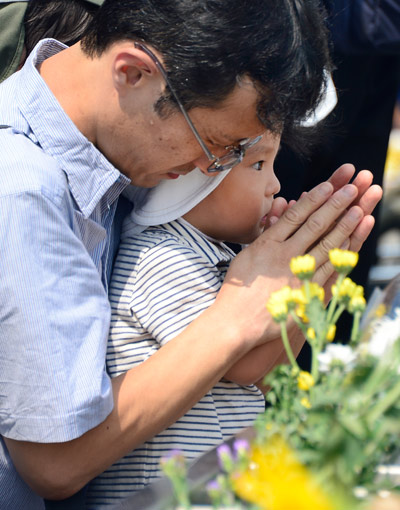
left=318, top=344, right=357, bottom=373
left=366, top=308, right=400, bottom=358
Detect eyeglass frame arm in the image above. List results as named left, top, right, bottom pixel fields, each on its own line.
left=134, top=42, right=216, bottom=162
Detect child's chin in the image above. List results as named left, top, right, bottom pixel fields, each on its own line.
left=244, top=232, right=262, bottom=244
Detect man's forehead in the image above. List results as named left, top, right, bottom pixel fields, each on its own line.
left=185, top=79, right=264, bottom=146
left=218, top=78, right=259, bottom=109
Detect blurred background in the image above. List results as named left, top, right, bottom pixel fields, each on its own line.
left=370, top=99, right=400, bottom=290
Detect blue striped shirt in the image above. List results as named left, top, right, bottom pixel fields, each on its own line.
left=0, top=40, right=130, bottom=509
left=86, top=218, right=265, bottom=508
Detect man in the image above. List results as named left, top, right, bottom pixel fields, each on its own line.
left=0, top=1, right=381, bottom=508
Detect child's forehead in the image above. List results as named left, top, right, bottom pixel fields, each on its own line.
left=245, top=131, right=280, bottom=156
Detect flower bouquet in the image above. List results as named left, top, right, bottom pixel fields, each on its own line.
left=252, top=249, right=400, bottom=509
left=143, top=250, right=400, bottom=510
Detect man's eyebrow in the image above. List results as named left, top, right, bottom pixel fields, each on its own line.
left=209, top=133, right=265, bottom=148
left=207, top=135, right=235, bottom=147
left=205, top=129, right=241, bottom=146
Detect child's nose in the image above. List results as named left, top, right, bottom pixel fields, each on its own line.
left=267, top=171, right=281, bottom=196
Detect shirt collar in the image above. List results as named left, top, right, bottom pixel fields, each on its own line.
left=162, top=218, right=235, bottom=265
left=15, top=39, right=130, bottom=217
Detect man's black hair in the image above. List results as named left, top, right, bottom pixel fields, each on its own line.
left=81, top=0, right=331, bottom=152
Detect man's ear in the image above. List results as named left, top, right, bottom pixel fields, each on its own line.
left=113, top=47, right=158, bottom=90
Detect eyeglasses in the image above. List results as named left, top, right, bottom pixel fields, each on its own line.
left=134, top=42, right=262, bottom=173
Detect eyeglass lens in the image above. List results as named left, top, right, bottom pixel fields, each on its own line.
left=207, top=135, right=263, bottom=173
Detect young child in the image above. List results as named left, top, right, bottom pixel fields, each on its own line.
left=85, top=132, right=283, bottom=507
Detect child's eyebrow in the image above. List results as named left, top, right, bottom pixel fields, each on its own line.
left=247, top=143, right=275, bottom=157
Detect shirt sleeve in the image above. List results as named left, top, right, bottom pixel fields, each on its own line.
left=0, top=189, right=113, bottom=443
left=130, top=237, right=223, bottom=345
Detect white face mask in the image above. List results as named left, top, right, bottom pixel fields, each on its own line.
left=122, top=167, right=231, bottom=238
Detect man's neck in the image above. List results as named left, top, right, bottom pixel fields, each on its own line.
left=39, top=43, right=99, bottom=144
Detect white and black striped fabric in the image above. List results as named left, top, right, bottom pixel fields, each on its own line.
left=86, top=218, right=265, bottom=508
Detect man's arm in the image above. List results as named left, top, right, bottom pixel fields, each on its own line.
left=5, top=307, right=250, bottom=499
left=5, top=167, right=381, bottom=500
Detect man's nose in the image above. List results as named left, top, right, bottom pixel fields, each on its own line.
left=192, top=154, right=215, bottom=176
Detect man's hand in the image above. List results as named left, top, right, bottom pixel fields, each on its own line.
left=266, top=164, right=381, bottom=293
left=221, top=164, right=381, bottom=386
left=217, top=164, right=382, bottom=351
left=311, top=164, right=381, bottom=293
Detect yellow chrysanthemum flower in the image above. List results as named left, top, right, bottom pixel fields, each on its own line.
left=266, top=301, right=288, bottom=322
left=290, top=254, right=316, bottom=279
left=298, top=371, right=315, bottom=391
left=307, top=327, right=316, bottom=340
left=301, top=397, right=312, bottom=409
left=348, top=295, right=366, bottom=313
left=233, top=436, right=335, bottom=510
left=325, top=324, right=336, bottom=342
left=295, top=303, right=309, bottom=323
left=266, top=286, right=292, bottom=321
left=331, top=277, right=357, bottom=300
left=329, top=248, right=359, bottom=274
left=294, top=283, right=324, bottom=323
left=308, top=282, right=325, bottom=303
left=290, top=288, right=307, bottom=305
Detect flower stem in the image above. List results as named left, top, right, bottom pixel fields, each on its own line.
left=362, top=359, right=390, bottom=399
left=331, top=303, right=346, bottom=326
left=280, top=321, right=299, bottom=371
left=311, top=343, right=319, bottom=382
left=367, top=377, right=400, bottom=425
left=290, top=310, right=307, bottom=334
left=350, top=311, right=361, bottom=345
left=326, top=274, right=345, bottom=324
left=304, top=279, right=311, bottom=302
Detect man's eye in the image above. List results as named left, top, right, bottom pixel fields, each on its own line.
left=252, top=161, right=263, bottom=171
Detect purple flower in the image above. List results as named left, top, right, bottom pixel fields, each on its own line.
left=164, top=449, right=184, bottom=459
left=217, top=444, right=234, bottom=473
left=160, top=449, right=186, bottom=478
left=206, top=479, right=221, bottom=492
left=160, top=449, right=184, bottom=465
left=233, top=439, right=250, bottom=456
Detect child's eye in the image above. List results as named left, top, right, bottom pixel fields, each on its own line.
left=252, top=161, right=263, bottom=171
